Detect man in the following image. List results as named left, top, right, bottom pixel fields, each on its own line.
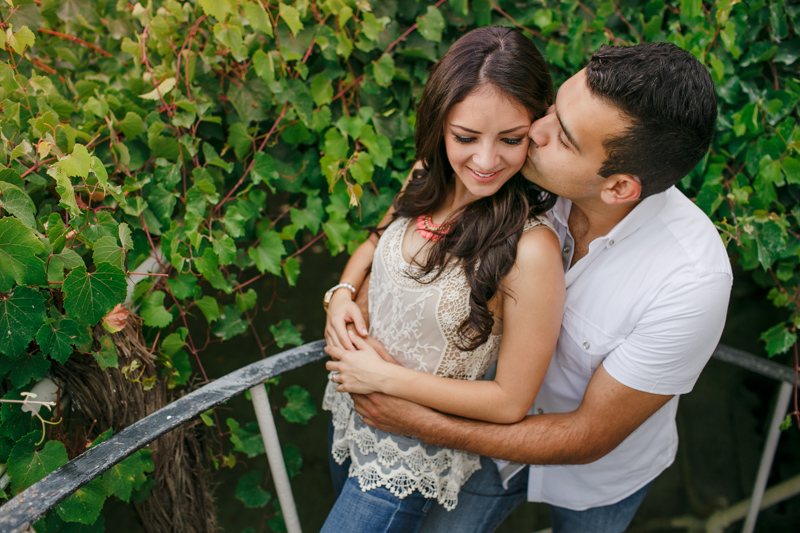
left=326, top=42, right=732, bottom=532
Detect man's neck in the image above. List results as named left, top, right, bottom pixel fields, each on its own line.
left=567, top=199, right=640, bottom=266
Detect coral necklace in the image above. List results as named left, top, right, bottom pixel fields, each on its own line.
left=416, top=214, right=455, bottom=241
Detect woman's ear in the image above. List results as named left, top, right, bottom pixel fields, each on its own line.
left=599, top=174, right=641, bottom=205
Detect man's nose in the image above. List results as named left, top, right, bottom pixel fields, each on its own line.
left=528, top=116, right=549, bottom=146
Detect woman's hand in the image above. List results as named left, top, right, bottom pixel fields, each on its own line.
left=325, top=332, right=397, bottom=394
left=324, top=289, right=369, bottom=350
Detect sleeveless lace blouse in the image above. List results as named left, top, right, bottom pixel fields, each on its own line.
left=323, top=215, right=553, bottom=510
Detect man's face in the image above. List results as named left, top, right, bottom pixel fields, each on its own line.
left=521, top=69, right=630, bottom=202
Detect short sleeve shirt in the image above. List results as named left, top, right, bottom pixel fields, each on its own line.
left=527, top=187, right=733, bottom=510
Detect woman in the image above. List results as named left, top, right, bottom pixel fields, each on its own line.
left=321, top=27, right=564, bottom=532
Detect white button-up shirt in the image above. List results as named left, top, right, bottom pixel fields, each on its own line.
left=527, top=187, right=733, bottom=510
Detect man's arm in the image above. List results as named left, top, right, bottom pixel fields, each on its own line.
left=352, top=364, right=672, bottom=465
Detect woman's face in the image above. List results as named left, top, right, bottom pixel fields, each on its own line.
left=444, top=86, right=532, bottom=203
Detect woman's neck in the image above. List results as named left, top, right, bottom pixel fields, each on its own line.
left=434, top=179, right=477, bottom=221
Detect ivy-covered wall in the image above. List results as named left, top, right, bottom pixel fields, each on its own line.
left=0, top=0, right=797, bottom=530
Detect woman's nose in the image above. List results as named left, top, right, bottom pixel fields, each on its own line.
left=473, top=143, right=499, bottom=170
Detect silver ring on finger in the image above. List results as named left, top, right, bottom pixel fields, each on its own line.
left=328, top=371, right=339, bottom=383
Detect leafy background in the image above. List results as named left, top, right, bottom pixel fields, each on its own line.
left=0, top=0, right=797, bottom=531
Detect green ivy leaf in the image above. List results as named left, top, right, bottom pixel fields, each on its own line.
left=226, top=418, right=265, bottom=458
left=0, top=286, right=47, bottom=359
left=280, top=385, right=316, bottom=424
left=36, top=318, right=82, bottom=364
left=0, top=217, right=48, bottom=292
left=93, top=336, right=119, bottom=370
left=194, top=248, right=231, bottom=292
left=92, top=236, right=125, bottom=270
left=161, top=328, right=187, bottom=357
left=761, top=323, right=797, bottom=357
left=269, top=319, right=303, bottom=348
left=213, top=234, right=237, bottom=266
left=252, top=49, right=275, bottom=84
left=235, top=289, right=257, bottom=313
left=118, top=112, right=144, bottom=140
left=58, top=144, right=92, bottom=179
left=251, top=152, right=279, bottom=187
left=416, top=6, right=445, bottom=42
left=103, top=451, right=148, bottom=502
left=279, top=2, right=303, bottom=37
left=283, top=443, right=303, bottom=479
left=63, top=264, right=127, bottom=326
left=0, top=182, right=37, bottom=229
left=248, top=231, right=285, bottom=276
left=56, top=478, right=106, bottom=524
left=2, top=351, right=51, bottom=388
left=372, top=54, right=395, bottom=87
left=167, top=273, right=197, bottom=300
left=9, top=26, right=36, bottom=55
left=282, top=257, right=300, bottom=287
left=195, top=295, right=221, bottom=323
left=228, top=123, right=252, bottom=161
left=140, top=291, right=174, bottom=328
left=212, top=305, right=248, bottom=340
left=350, top=152, right=374, bottom=184
left=235, top=471, right=272, bottom=508
left=7, top=432, right=68, bottom=494
left=245, top=1, right=273, bottom=37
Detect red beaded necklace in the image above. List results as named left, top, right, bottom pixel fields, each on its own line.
left=416, top=214, right=455, bottom=241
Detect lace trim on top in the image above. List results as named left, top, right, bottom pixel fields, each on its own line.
left=323, top=215, right=553, bottom=510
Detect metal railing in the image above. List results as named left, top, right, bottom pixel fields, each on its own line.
left=0, top=342, right=797, bottom=533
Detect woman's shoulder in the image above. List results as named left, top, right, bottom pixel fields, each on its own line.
left=522, top=214, right=556, bottom=234
left=514, top=216, right=561, bottom=269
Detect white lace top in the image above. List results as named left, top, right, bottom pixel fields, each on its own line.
left=323, top=215, right=553, bottom=510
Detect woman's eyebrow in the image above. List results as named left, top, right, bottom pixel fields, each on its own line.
left=449, top=124, right=530, bottom=134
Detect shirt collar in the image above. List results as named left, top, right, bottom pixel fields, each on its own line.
left=550, top=187, right=671, bottom=246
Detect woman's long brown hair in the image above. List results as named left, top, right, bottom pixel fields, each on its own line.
left=393, top=26, right=556, bottom=350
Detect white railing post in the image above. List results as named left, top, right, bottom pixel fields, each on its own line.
left=741, top=381, right=794, bottom=533
left=250, top=383, right=302, bottom=533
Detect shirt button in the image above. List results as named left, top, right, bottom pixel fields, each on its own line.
left=563, top=245, right=571, bottom=254
left=582, top=342, right=590, bottom=350
left=608, top=239, right=615, bottom=246
left=537, top=408, right=544, bottom=415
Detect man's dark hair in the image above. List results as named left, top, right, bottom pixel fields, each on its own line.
left=585, top=42, right=717, bottom=198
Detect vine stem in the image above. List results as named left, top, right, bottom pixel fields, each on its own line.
left=37, top=29, right=112, bottom=57
left=215, top=101, right=289, bottom=212
left=386, top=0, right=446, bottom=53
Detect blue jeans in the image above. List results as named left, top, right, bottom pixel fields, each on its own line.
left=419, top=456, right=652, bottom=533
left=322, top=476, right=434, bottom=533
left=326, top=420, right=434, bottom=532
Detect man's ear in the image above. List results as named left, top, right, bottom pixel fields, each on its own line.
left=600, top=174, right=641, bottom=205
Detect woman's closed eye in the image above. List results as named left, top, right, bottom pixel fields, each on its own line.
left=453, top=135, right=475, bottom=144
left=502, top=137, right=525, bottom=146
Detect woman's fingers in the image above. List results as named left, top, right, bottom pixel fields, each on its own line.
left=334, top=320, right=356, bottom=350
left=348, top=329, right=368, bottom=350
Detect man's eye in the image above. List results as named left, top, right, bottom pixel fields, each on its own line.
left=558, top=136, right=569, bottom=148
left=502, top=138, right=525, bottom=146
left=454, top=135, right=475, bottom=144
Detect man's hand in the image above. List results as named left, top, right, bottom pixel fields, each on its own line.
left=351, top=392, right=442, bottom=438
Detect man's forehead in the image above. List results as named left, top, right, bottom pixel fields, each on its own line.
left=555, top=70, right=628, bottom=146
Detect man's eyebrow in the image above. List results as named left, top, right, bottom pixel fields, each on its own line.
left=449, top=124, right=530, bottom=135
left=555, top=111, right=581, bottom=152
